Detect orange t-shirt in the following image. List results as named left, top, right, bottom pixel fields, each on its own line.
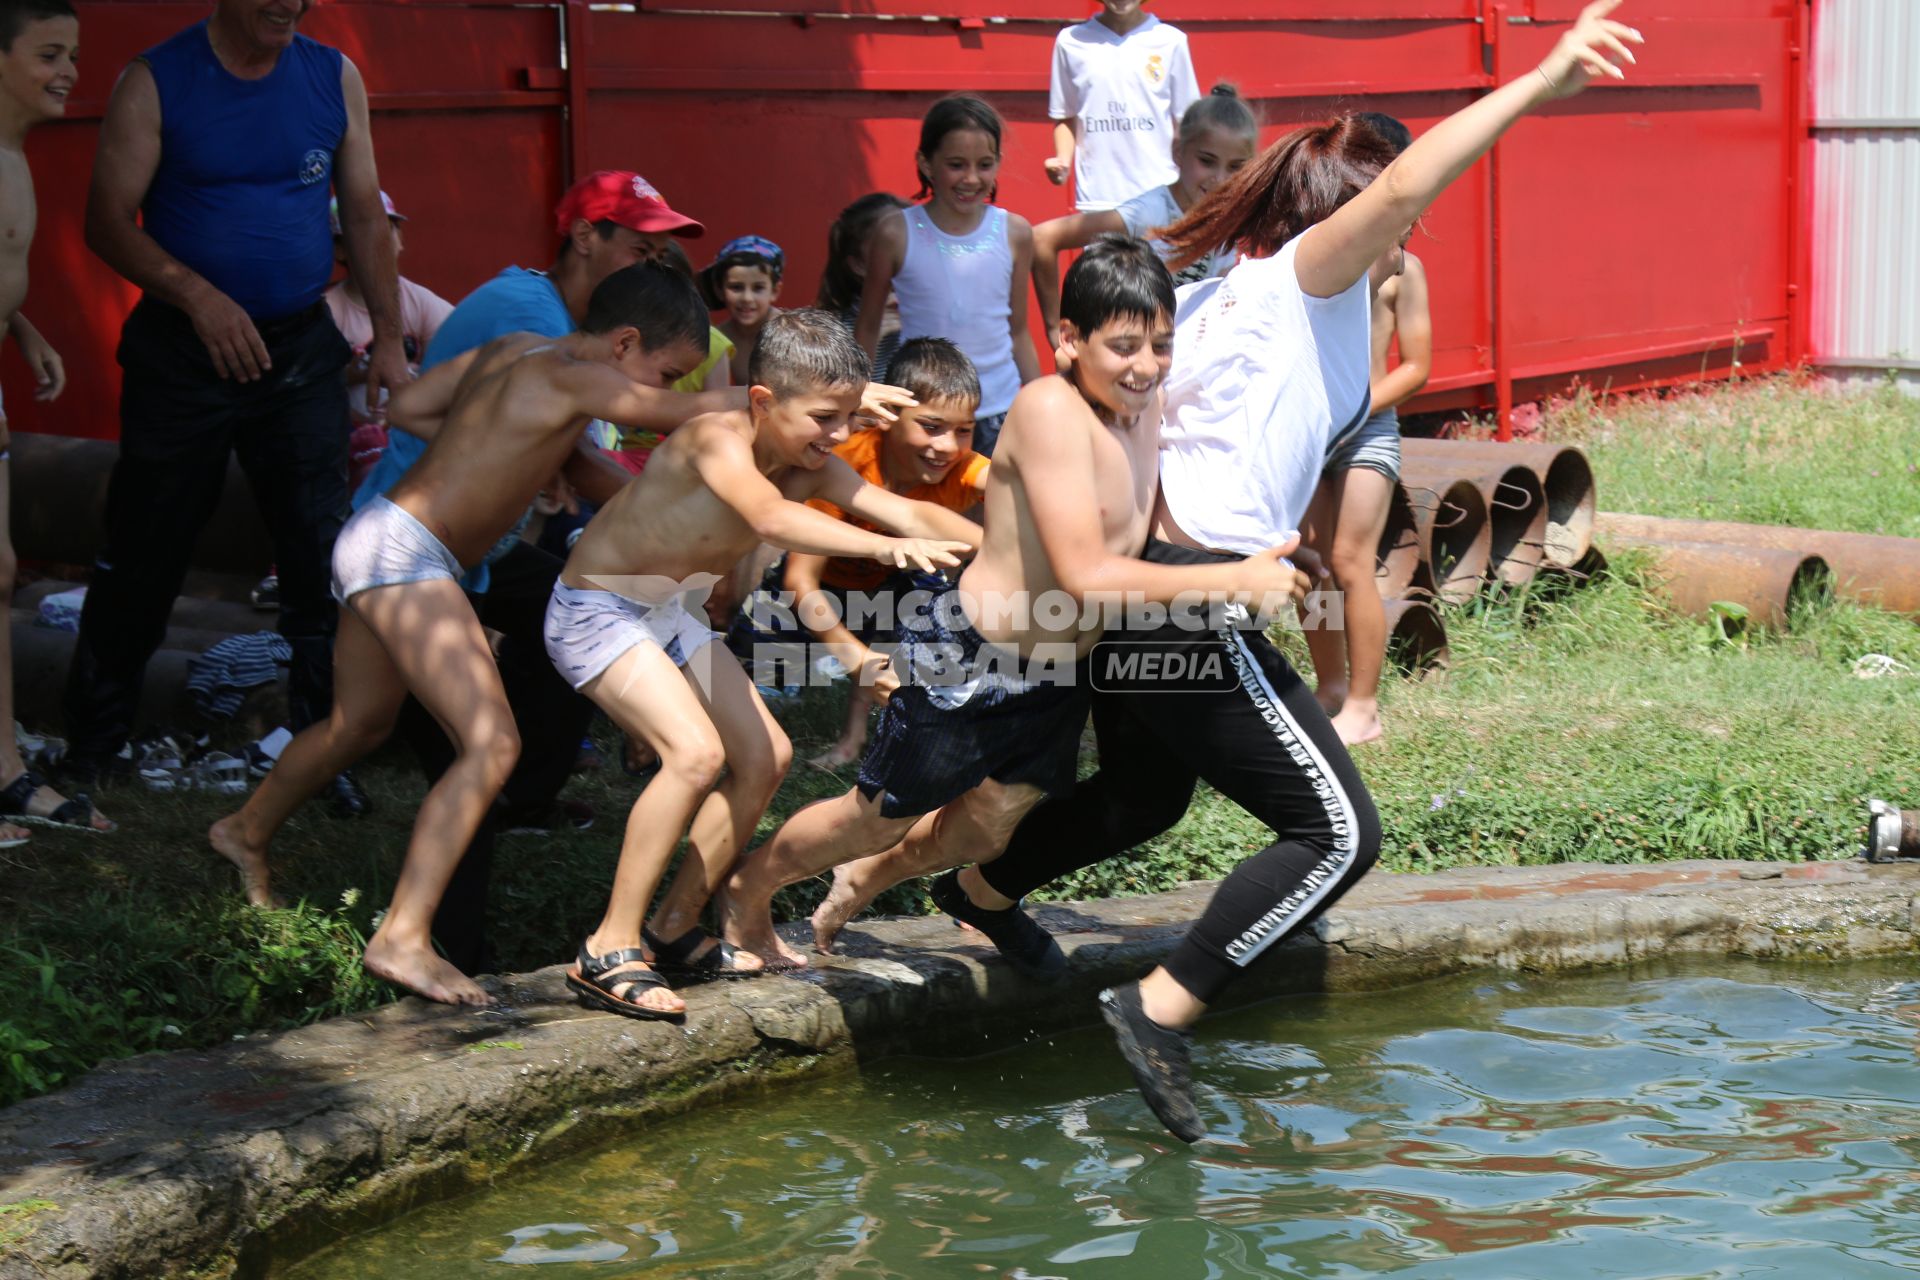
left=806, top=426, right=989, bottom=591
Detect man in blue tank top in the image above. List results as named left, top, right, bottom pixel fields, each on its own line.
left=62, top=0, right=406, bottom=803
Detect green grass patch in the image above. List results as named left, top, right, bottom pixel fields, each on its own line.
left=2, top=374, right=1916, bottom=1108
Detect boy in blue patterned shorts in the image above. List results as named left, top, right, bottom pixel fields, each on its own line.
left=720, top=236, right=1304, bottom=971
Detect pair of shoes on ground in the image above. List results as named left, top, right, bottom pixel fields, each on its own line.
left=130, top=730, right=249, bottom=796
left=928, top=870, right=1204, bottom=1144
left=565, top=925, right=763, bottom=1023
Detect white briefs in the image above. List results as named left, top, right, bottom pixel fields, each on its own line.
left=330, top=496, right=463, bottom=606
left=543, top=581, right=719, bottom=691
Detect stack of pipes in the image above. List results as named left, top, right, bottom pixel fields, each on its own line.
left=1363, top=439, right=1600, bottom=673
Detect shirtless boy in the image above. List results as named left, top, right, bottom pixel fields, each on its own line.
left=209, top=262, right=740, bottom=1005
left=721, top=236, right=1305, bottom=972
left=544, top=309, right=973, bottom=1020
left=0, top=0, right=107, bottom=840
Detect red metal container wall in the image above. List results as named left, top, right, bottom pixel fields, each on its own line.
left=8, top=0, right=1798, bottom=441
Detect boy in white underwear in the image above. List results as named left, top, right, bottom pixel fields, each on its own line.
left=209, top=263, right=746, bottom=1006
left=548, top=308, right=975, bottom=1021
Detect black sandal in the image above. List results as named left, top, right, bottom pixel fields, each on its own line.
left=565, top=943, right=685, bottom=1022
left=642, top=925, right=767, bottom=979
left=0, top=770, right=110, bottom=834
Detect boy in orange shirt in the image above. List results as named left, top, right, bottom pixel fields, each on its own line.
left=784, top=337, right=989, bottom=766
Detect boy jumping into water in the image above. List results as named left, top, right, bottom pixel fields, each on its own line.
left=721, top=236, right=1307, bottom=972
left=546, top=309, right=974, bottom=1020
left=209, top=263, right=745, bottom=1006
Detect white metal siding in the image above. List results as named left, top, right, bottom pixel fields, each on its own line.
left=1811, top=0, right=1920, bottom=369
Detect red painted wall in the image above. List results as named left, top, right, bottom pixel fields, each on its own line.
left=9, top=0, right=1801, bottom=440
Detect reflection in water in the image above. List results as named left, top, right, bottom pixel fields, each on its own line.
left=294, top=960, right=1920, bottom=1278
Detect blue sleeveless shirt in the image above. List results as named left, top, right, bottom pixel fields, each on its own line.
left=141, top=22, right=345, bottom=321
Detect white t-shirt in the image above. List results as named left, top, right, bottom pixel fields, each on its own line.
left=1114, top=184, right=1238, bottom=289
left=1156, top=233, right=1373, bottom=557
left=1049, top=16, right=1200, bottom=212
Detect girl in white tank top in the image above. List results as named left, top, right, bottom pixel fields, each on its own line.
left=855, top=94, right=1042, bottom=455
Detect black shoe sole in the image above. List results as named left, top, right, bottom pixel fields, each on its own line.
left=1099, top=985, right=1204, bottom=1144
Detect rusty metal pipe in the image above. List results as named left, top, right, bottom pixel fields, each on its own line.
left=1593, top=512, right=1920, bottom=616
left=1404, top=440, right=1595, bottom=567
left=1399, top=458, right=1547, bottom=585
left=1371, top=482, right=1430, bottom=600
left=1383, top=597, right=1449, bottom=674
left=1401, top=479, right=1491, bottom=604
left=1600, top=533, right=1832, bottom=629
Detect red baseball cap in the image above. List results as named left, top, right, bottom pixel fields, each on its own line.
left=554, top=171, right=703, bottom=240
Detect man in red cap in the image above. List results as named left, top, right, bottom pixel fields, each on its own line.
left=345, top=170, right=731, bottom=979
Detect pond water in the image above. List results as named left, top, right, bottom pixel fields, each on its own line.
left=293, top=959, right=1920, bottom=1279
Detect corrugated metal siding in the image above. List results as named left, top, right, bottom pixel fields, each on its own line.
left=1811, top=0, right=1920, bottom=367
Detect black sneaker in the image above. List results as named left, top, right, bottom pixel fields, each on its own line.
left=1099, top=982, right=1204, bottom=1144
left=250, top=574, right=280, bottom=611
left=327, top=770, right=372, bottom=819
left=929, top=869, right=1067, bottom=980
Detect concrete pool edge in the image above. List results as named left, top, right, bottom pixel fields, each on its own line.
left=3, top=858, right=1915, bottom=1279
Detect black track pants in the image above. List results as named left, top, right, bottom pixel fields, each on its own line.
left=981, top=541, right=1382, bottom=1004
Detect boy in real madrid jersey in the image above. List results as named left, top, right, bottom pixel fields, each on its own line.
left=1045, top=0, right=1200, bottom=212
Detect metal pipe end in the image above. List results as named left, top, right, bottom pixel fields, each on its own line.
left=1865, top=798, right=1920, bottom=861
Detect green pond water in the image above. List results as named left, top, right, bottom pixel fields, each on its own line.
left=294, top=959, right=1920, bottom=1278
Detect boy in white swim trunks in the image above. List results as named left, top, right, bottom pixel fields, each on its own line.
left=547, top=308, right=974, bottom=1021
left=209, top=262, right=745, bottom=1007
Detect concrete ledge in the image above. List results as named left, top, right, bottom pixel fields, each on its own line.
left=2, top=858, right=1916, bottom=1278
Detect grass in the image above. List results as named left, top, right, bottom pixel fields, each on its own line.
left=1, top=373, right=1916, bottom=1108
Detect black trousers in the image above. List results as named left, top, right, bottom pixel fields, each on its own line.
left=982, top=541, right=1382, bottom=1004
left=398, top=540, right=594, bottom=975
left=66, top=299, right=352, bottom=760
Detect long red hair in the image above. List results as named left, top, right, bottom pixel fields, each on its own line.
left=1160, top=115, right=1397, bottom=272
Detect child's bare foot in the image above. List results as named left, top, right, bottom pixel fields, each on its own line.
left=208, top=813, right=279, bottom=907
left=363, top=931, right=494, bottom=1006
left=717, top=884, right=809, bottom=971
left=809, top=865, right=863, bottom=953
left=1330, top=702, right=1383, bottom=746
left=806, top=739, right=863, bottom=770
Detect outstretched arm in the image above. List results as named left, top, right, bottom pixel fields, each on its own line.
left=567, top=361, right=748, bottom=433
left=812, top=464, right=981, bottom=548
left=693, top=434, right=964, bottom=571
left=1296, top=0, right=1643, bottom=299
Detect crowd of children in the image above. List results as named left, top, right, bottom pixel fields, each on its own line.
left=0, top=0, right=1642, bottom=1143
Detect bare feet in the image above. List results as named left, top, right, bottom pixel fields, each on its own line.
left=806, top=738, right=863, bottom=770
left=208, top=813, right=279, bottom=907
left=363, top=930, right=494, bottom=1006
left=0, top=820, right=27, bottom=847
left=1330, top=701, right=1383, bottom=746
left=716, top=882, right=809, bottom=971
left=809, top=865, right=863, bottom=953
